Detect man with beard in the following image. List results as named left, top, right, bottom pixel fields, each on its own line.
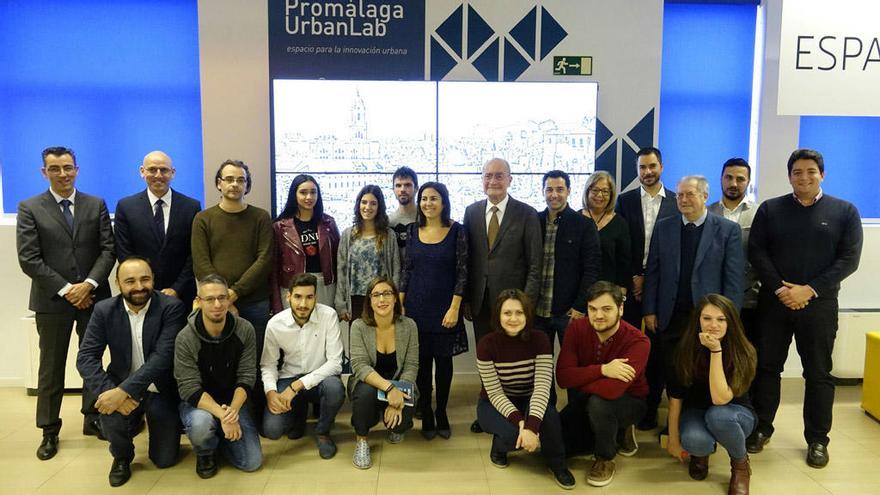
left=261, top=273, right=345, bottom=459
left=77, top=257, right=187, bottom=486
left=557, top=281, right=650, bottom=487
left=614, top=146, right=677, bottom=430
left=388, top=166, right=418, bottom=259
left=174, top=274, right=262, bottom=478
left=708, top=158, right=759, bottom=344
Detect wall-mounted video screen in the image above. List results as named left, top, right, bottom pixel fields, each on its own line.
left=272, top=79, right=598, bottom=227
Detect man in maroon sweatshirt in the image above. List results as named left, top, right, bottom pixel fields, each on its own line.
left=557, top=281, right=650, bottom=487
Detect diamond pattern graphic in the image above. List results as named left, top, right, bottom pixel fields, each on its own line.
left=431, top=36, right=458, bottom=80
left=503, top=37, right=530, bottom=81
left=467, top=5, right=494, bottom=60
left=509, top=6, right=537, bottom=62
left=436, top=4, right=464, bottom=59
left=473, top=37, right=499, bottom=81
left=540, top=6, right=567, bottom=60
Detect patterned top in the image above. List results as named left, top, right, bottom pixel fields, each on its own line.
left=348, top=236, right=382, bottom=296
left=536, top=217, right=559, bottom=317
left=477, top=330, right=553, bottom=433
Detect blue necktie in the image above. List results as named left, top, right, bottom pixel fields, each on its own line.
left=60, top=199, right=74, bottom=231
left=154, top=199, right=166, bottom=244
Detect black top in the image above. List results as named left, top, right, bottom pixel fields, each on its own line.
left=586, top=212, right=632, bottom=289
left=294, top=216, right=321, bottom=273
left=675, top=221, right=704, bottom=313
left=667, top=349, right=754, bottom=413
left=375, top=351, right=398, bottom=380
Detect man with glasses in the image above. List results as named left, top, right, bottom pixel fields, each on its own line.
left=114, top=151, right=201, bottom=304
left=463, top=157, right=542, bottom=433
left=191, top=159, right=273, bottom=422
left=17, top=146, right=115, bottom=460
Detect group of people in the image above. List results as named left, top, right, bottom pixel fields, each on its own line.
left=15, top=145, right=862, bottom=493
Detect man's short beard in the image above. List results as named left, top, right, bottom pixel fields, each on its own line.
left=724, top=189, right=745, bottom=201
left=122, top=290, right=151, bottom=307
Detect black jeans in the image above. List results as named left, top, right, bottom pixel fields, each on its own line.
left=560, top=390, right=646, bottom=460
left=535, top=314, right=573, bottom=406
left=350, top=381, right=415, bottom=437
left=100, top=392, right=180, bottom=467
left=477, top=397, right=566, bottom=471
left=751, top=296, right=838, bottom=446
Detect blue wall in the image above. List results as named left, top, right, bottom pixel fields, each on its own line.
left=0, top=0, right=204, bottom=213
left=658, top=2, right=757, bottom=204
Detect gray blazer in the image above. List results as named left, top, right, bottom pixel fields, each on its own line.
left=463, top=196, right=543, bottom=315
left=17, top=190, right=115, bottom=313
left=708, top=201, right=760, bottom=309
left=347, top=316, right=419, bottom=396
left=335, top=226, right=401, bottom=316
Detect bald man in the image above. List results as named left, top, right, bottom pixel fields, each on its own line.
left=114, top=151, right=202, bottom=303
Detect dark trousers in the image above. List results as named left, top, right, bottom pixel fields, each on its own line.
left=477, top=397, right=566, bottom=471
left=416, top=348, right=453, bottom=419
left=237, top=299, right=270, bottom=427
left=472, top=292, right=493, bottom=344
left=350, top=381, right=415, bottom=437
left=560, top=390, right=646, bottom=460
left=622, top=292, right=643, bottom=328
left=35, top=309, right=99, bottom=435
left=644, top=308, right=689, bottom=418
left=535, top=314, right=572, bottom=406
left=751, top=296, right=838, bottom=446
left=100, top=392, right=180, bottom=467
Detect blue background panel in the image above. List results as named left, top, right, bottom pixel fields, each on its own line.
left=0, top=0, right=204, bottom=213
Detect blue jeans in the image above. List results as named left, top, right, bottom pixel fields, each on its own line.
left=179, top=401, right=262, bottom=472
left=262, top=375, right=345, bottom=438
left=477, top=397, right=566, bottom=471
left=101, top=391, right=180, bottom=467
left=680, top=404, right=756, bottom=460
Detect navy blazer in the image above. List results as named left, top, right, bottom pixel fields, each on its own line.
left=76, top=291, right=187, bottom=400
left=537, top=205, right=601, bottom=314
left=643, top=212, right=744, bottom=332
left=615, top=187, right=678, bottom=276
left=114, top=189, right=201, bottom=303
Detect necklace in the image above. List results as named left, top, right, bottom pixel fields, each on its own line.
left=588, top=208, right=608, bottom=228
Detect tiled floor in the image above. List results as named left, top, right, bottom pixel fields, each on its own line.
left=1, top=376, right=878, bottom=494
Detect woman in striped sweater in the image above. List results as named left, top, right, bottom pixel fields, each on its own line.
left=476, top=289, right=576, bottom=490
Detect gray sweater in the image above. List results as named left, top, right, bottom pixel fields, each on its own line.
left=347, top=316, right=419, bottom=395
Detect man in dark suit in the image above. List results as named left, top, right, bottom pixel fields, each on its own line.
left=16, top=146, right=116, bottom=460
left=114, top=151, right=201, bottom=304
left=642, top=175, right=744, bottom=429
left=463, top=157, right=542, bottom=432
left=615, top=147, right=678, bottom=327
left=77, top=257, right=187, bottom=486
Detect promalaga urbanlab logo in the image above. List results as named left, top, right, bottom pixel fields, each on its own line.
left=284, top=0, right=406, bottom=37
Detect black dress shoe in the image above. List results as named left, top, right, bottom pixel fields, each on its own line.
left=436, top=411, right=451, bottom=439
left=746, top=430, right=771, bottom=454
left=636, top=412, right=658, bottom=431
left=36, top=435, right=59, bottom=460
left=806, top=442, right=829, bottom=468
left=490, top=450, right=508, bottom=468
left=196, top=454, right=218, bottom=479
left=470, top=419, right=483, bottom=433
left=83, top=419, right=107, bottom=440
left=109, top=458, right=132, bottom=487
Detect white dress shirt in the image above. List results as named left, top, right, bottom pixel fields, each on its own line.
left=719, top=197, right=755, bottom=226
left=640, top=184, right=667, bottom=269
left=147, top=189, right=172, bottom=233
left=485, top=194, right=511, bottom=234
left=261, top=303, right=344, bottom=393
left=125, top=298, right=158, bottom=393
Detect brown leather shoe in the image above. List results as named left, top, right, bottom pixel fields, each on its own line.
left=688, top=455, right=709, bottom=480
left=729, top=456, right=751, bottom=495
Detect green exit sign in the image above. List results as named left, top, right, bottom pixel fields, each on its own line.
left=553, top=56, right=592, bottom=76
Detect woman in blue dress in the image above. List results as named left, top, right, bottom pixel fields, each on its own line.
left=399, top=182, right=468, bottom=440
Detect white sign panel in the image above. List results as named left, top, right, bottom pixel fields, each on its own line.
left=777, top=0, right=880, bottom=116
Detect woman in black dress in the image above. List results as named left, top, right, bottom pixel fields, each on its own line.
left=399, top=182, right=468, bottom=439
left=581, top=171, right=632, bottom=292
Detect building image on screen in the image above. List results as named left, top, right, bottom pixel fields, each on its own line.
left=272, top=79, right=598, bottom=227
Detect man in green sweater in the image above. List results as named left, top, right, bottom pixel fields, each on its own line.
left=191, top=159, right=273, bottom=420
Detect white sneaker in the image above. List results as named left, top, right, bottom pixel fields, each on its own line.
left=352, top=439, right=372, bottom=469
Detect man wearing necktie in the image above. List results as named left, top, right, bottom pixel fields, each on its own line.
left=463, top=157, right=543, bottom=433
left=16, top=146, right=116, bottom=460
left=642, top=175, right=744, bottom=430
left=114, top=151, right=201, bottom=304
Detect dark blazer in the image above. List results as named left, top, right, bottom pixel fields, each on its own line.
left=114, top=189, right=201, bottom=303
left=538, top=205, right=601, bottom=314
left=77, top=291, right=187, bottom=400
left=643, top=212, right=744, bottom=331
left=615, top=187, right=678, bottom=276
left=463, top=196, right=543, bottom=316
left=17, top=190, right=116, bottom=313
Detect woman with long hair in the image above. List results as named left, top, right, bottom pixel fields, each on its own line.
left=334, top=185, right=400, bottom=321
left=270, top=174, right=340, bottom=313
left=347, top=277, right=419, bottom=469
left=580, top=171, right=632, bottom=291
left=399, top=182, right=468, bottom=439
left=476, top=290, right=576, bottom=490
left=666, top=294, right=757, bottom=495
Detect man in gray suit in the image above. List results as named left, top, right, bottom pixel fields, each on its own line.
left=16, top=146, right=116, bottom=460
left=463, top=157, right=542, bottom=433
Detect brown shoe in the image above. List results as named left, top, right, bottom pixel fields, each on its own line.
left=587, top=459, right=615, bottom=487
left=729, top=456, right=751, bottom=495
left=688, top=455, right=709, bottom=480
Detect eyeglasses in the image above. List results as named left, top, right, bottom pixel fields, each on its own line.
left=201, top=295, right=229, bottom=304
left=221, top=176, right=247, bottom=185
left=676, top=192, right=701, bottom=200
left=369, top=290, right=395, bottom=300
left=45, top=165, right=77, bottom=175
left=589, top=188, right=611, bottom=197
left=144, top=167, right=173, bottom=176
left=482, top=173, right=508, bottom=182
